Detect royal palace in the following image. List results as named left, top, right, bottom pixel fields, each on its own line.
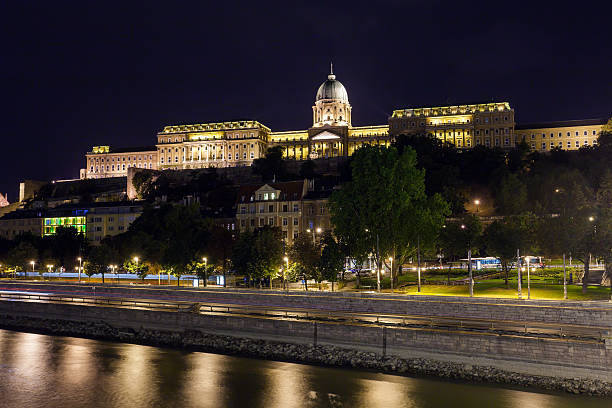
left=82, top=67, right=608, bottom=179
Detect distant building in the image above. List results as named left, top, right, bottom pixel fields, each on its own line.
left=86, top=203, right=143, bottom=244
left=515, top=118, right=607, bottom=152
left=84, top=145, right=158, bottom=179
left=235, top=179, right=332, bottom=247
left=0, top=202, right=143, bottom=243
left=80, top=67, right=610, bottom=179
left=388, top=102, right=516, bottom=149
left=0, top=210, right=44, bottom=239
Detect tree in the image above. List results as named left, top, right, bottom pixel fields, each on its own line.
left=6, top=241, right=38, bottom=277
left=438, top=214, right=483, bottom=284
left=205, top=226, right=234, bottom=287
left=230, top=227, right=283, bottom=288
left=493, top=173, right=527, bottom=215
left=290, top=233, right=321, bottom=291
left=319, top=232, right=344, bottom=291
left=84, top=244, right=118, bottom=283
left=252, top=146, right=286, bottom=182
left=484, top=214, right=538, bottom=288
left=132, top=171, right=154, bottom=199
left=123, top=259, right=149, bottom=281
left=330, top=145, right=449, bottom=290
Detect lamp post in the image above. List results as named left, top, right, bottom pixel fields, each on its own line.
left=563, top=253, right=567, bottom=300
left=47, top=264, right=53, bottom=274
left=526, top=256, right=531, bottom=300
left=389, top=257, right=393, bottom=292
left=30, top=260, right=35, bottom=279
left=461, top=224, right=473, bottom=297
left=474, top=199, right=480, bottom=213
left=283, top=256, right=289, bottom=292
left=77, top=257, right=82, bottom=283
left=517, top=249, right=522, bottom=299
left=202, top=257, right=207, bottom=288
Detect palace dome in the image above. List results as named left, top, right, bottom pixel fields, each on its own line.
left=316, top=70, right=349, bottom=102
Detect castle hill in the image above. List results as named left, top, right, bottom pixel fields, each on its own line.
left=1, top=2, right=611, bottom=406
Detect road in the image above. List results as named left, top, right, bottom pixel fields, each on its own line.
left=0, top=281, right=609, bottom=342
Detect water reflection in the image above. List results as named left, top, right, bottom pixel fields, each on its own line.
left=0, top=329, right=608, bottom=408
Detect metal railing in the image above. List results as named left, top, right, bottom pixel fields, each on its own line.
left=1, top=292, right=608, bottom=342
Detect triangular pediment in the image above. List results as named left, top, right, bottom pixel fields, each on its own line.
left=311, top=130, right=341, bottom=140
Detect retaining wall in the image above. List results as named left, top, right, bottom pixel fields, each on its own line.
left=0, top=299, right=610, bottom=382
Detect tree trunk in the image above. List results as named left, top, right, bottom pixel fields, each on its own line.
left=177, top=277, right=180, bottom=287
left=582, top=255, right=590, bottom=294
left=269, top=277, right=272, bottom=289
left=447, top=266, right=452, bottom=285
left=356, top=270, right=360, bottom=288
left=331, top=281, right=334, bottom=291
left=102, top=272, right=105, bottom=284
left=304, top=276, right=308, bottom=291
left=203, top=271, right=207, bottom=287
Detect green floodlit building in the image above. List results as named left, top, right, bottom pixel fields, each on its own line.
left=43, top=216, right=87, bottom=236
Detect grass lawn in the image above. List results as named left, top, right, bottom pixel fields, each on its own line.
left=395, top=279, right=611, bottom=301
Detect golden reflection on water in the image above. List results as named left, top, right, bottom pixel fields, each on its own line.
left=0, top=330, right=610, bottom=408
left=183, top=351, right=226, bottom=408
left=356, top=375, right=416, bottom=408
left=260, top=361, right=308, bottom=407
left=58, top=337, right=95, bottom=387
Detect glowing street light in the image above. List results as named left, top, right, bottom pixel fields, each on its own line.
left=389, top=257, right=393, bottom=292
left=474, top=199, right=480, bottom=212
left=77, top=257, right=82, bottom=283
left=30, top=260, right=35, bottom=278
left=283, top=256, right=289, bottom=292
left=46, top=264, right=54, bottom=273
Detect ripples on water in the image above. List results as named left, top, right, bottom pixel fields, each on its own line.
left=0, top=329, right=609, bottom=408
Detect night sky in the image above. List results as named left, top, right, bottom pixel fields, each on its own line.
left=2, top=1, right=611, bottom=201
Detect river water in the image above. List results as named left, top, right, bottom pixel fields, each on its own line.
left=0, top=329, right=608, bottom=408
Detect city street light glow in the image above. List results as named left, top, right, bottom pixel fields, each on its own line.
left=588, top=216, right=595, bottom=222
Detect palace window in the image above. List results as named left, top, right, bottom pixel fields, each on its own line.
left=575, top=141, right=580, bottom=147
left=542, top=142, right=546, bottom=149
left=293, top=218, right=298, bottom=225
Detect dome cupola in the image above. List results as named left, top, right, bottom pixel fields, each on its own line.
left=316, top=64, right=349, bottom=102
left=312, top=64, right=352, bottom=127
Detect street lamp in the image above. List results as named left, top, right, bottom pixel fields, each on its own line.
left=389, top=257, right=393, bottom=292
left=47, top=264, right=53, bottom=274
left=460, top=224, right=473, bottom=297
left=526, top=256, right=531, bottom=300
left=30, top=260, right=35, bottom=279
left=283, top=256, right=289, bottom=292
left=202, top=257, right=207, bottom=288
left=474, top=199, right=480, bottom=213
left=77, top=257, right=82, bottom=283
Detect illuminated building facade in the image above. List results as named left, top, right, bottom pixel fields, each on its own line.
left=388, top=102, right=516, bottom=148
left=87, top=204, right=143, bottom=243
left=81, top=68, right=609, bottom=179
left=235, top=180, right=332, bottom=246
left=84, top=146, right=158, bottom=179
left=43, top=210, right=88, bottom=236
left=515, top=119, right=607, bottom=151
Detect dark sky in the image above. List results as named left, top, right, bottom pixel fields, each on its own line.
left=2, top=1, right=611, bottom=201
